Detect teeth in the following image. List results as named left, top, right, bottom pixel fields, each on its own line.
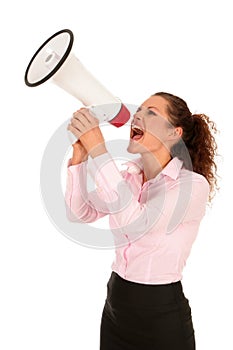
left=131, top=124, right=144, bottom=132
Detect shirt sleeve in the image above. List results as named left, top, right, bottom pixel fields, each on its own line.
left=163, top=173, right=210, bottom=234
left=65, top=158, right=110, bottom=223
left=87, top=152, right=210, bottom=240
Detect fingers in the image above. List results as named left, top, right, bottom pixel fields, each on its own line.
left=73, top=110, right=89, bottom=126
left=71, top=112, right=87, bottom=132
left=69, top=113, right=87, bottom=137
left=74, top=108, right=99, bottom=125
left=71, top=116, right=85, bottom=132
left=70, top=108, right=98, bottom=133
left=68, top=107, right=101, bottom=145
left=67, top=123, right=81, bottom=138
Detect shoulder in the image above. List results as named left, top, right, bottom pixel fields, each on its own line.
left=179, top=168, right=210, bottom=200
left=180, top=167, right=209, bottom=185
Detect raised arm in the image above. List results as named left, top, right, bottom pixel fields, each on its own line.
left=65, top=140, right=109, bottom=223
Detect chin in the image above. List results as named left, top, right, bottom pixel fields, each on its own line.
left=127, top=147, right=137, bottom=154
left=127, top=140, right=141, bottom=154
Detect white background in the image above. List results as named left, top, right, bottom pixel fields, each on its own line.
left=1, top=0, right=232, bottom=349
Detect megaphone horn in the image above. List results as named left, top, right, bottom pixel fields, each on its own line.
left=24, top=29, right=130, bottom=127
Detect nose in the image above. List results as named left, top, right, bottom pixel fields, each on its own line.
left=131, top=106, right=145, bottom=125
left=133, top=113, right=142, bottom=124
left=134, top=108, right=143, bottom=119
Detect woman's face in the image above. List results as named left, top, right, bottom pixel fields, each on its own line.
left=127, top=95, right=174, bottom=154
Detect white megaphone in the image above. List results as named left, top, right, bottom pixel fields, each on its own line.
left=24, top=29, right=130, bottom=127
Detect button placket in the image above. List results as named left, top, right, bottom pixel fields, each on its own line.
left=138, top=181, right=149, bottom=202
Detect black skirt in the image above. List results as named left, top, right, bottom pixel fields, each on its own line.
left=100, top=272, right=195, bottom=350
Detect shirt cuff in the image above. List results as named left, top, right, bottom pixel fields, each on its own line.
left=67, top=158, right=88, bottom=171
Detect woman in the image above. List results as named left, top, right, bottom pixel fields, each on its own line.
left=66, top=92, right=218, bottom=349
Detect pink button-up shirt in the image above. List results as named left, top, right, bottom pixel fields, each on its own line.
left=65, top=153, right=209, bottom=284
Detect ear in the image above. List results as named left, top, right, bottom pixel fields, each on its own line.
left=174, top=126, right=183, bottom=138
left=168, top=126, right=183, bottom=139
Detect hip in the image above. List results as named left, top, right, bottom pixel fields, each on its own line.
left=106, top=272, right=186, bottom=308
left=101, top=272, right=195, bottom=349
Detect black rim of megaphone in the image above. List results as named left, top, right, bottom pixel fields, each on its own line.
left=24, top=29, right=74, bottom=87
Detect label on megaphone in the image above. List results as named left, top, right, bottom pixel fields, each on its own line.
left=90, top=103, right=121, bottom=123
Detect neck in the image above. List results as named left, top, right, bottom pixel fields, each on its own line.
left=141, top=150, right=171, bottom=183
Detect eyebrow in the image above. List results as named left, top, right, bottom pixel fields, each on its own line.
left=147, top=106, right=162, bottom=114
left=137, top=105, right=162, bottom=115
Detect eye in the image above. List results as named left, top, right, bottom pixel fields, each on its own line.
left=147, top=109, right=157, bottom=116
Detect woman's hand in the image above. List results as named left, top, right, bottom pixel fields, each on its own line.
left=67, top=108, right=107, bottom=158
left=70, top=140, right=88, bottom=165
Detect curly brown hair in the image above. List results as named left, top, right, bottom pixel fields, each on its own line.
left=153, top=92, right=219, bottom=203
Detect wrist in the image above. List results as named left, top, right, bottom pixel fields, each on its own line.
left=71, top=157, right=82, bottom=165
left=89, top=145, right=107, bottom=159
left=71, top=154, right=88, bottom=165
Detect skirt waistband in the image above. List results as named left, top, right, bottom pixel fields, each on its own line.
left=106, top=272, right=186, bottom=307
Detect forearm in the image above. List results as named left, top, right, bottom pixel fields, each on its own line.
left=65, top=160, right=108, bottom=222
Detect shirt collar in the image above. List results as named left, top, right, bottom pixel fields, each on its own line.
left=161, top=157, right=183, bottom=180
left=122, top=157, right=183, bottom=181
left=121, top=158, right=144, bottom=175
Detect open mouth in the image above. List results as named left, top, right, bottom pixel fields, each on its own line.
left=130, top=124, right=144, bottom=141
